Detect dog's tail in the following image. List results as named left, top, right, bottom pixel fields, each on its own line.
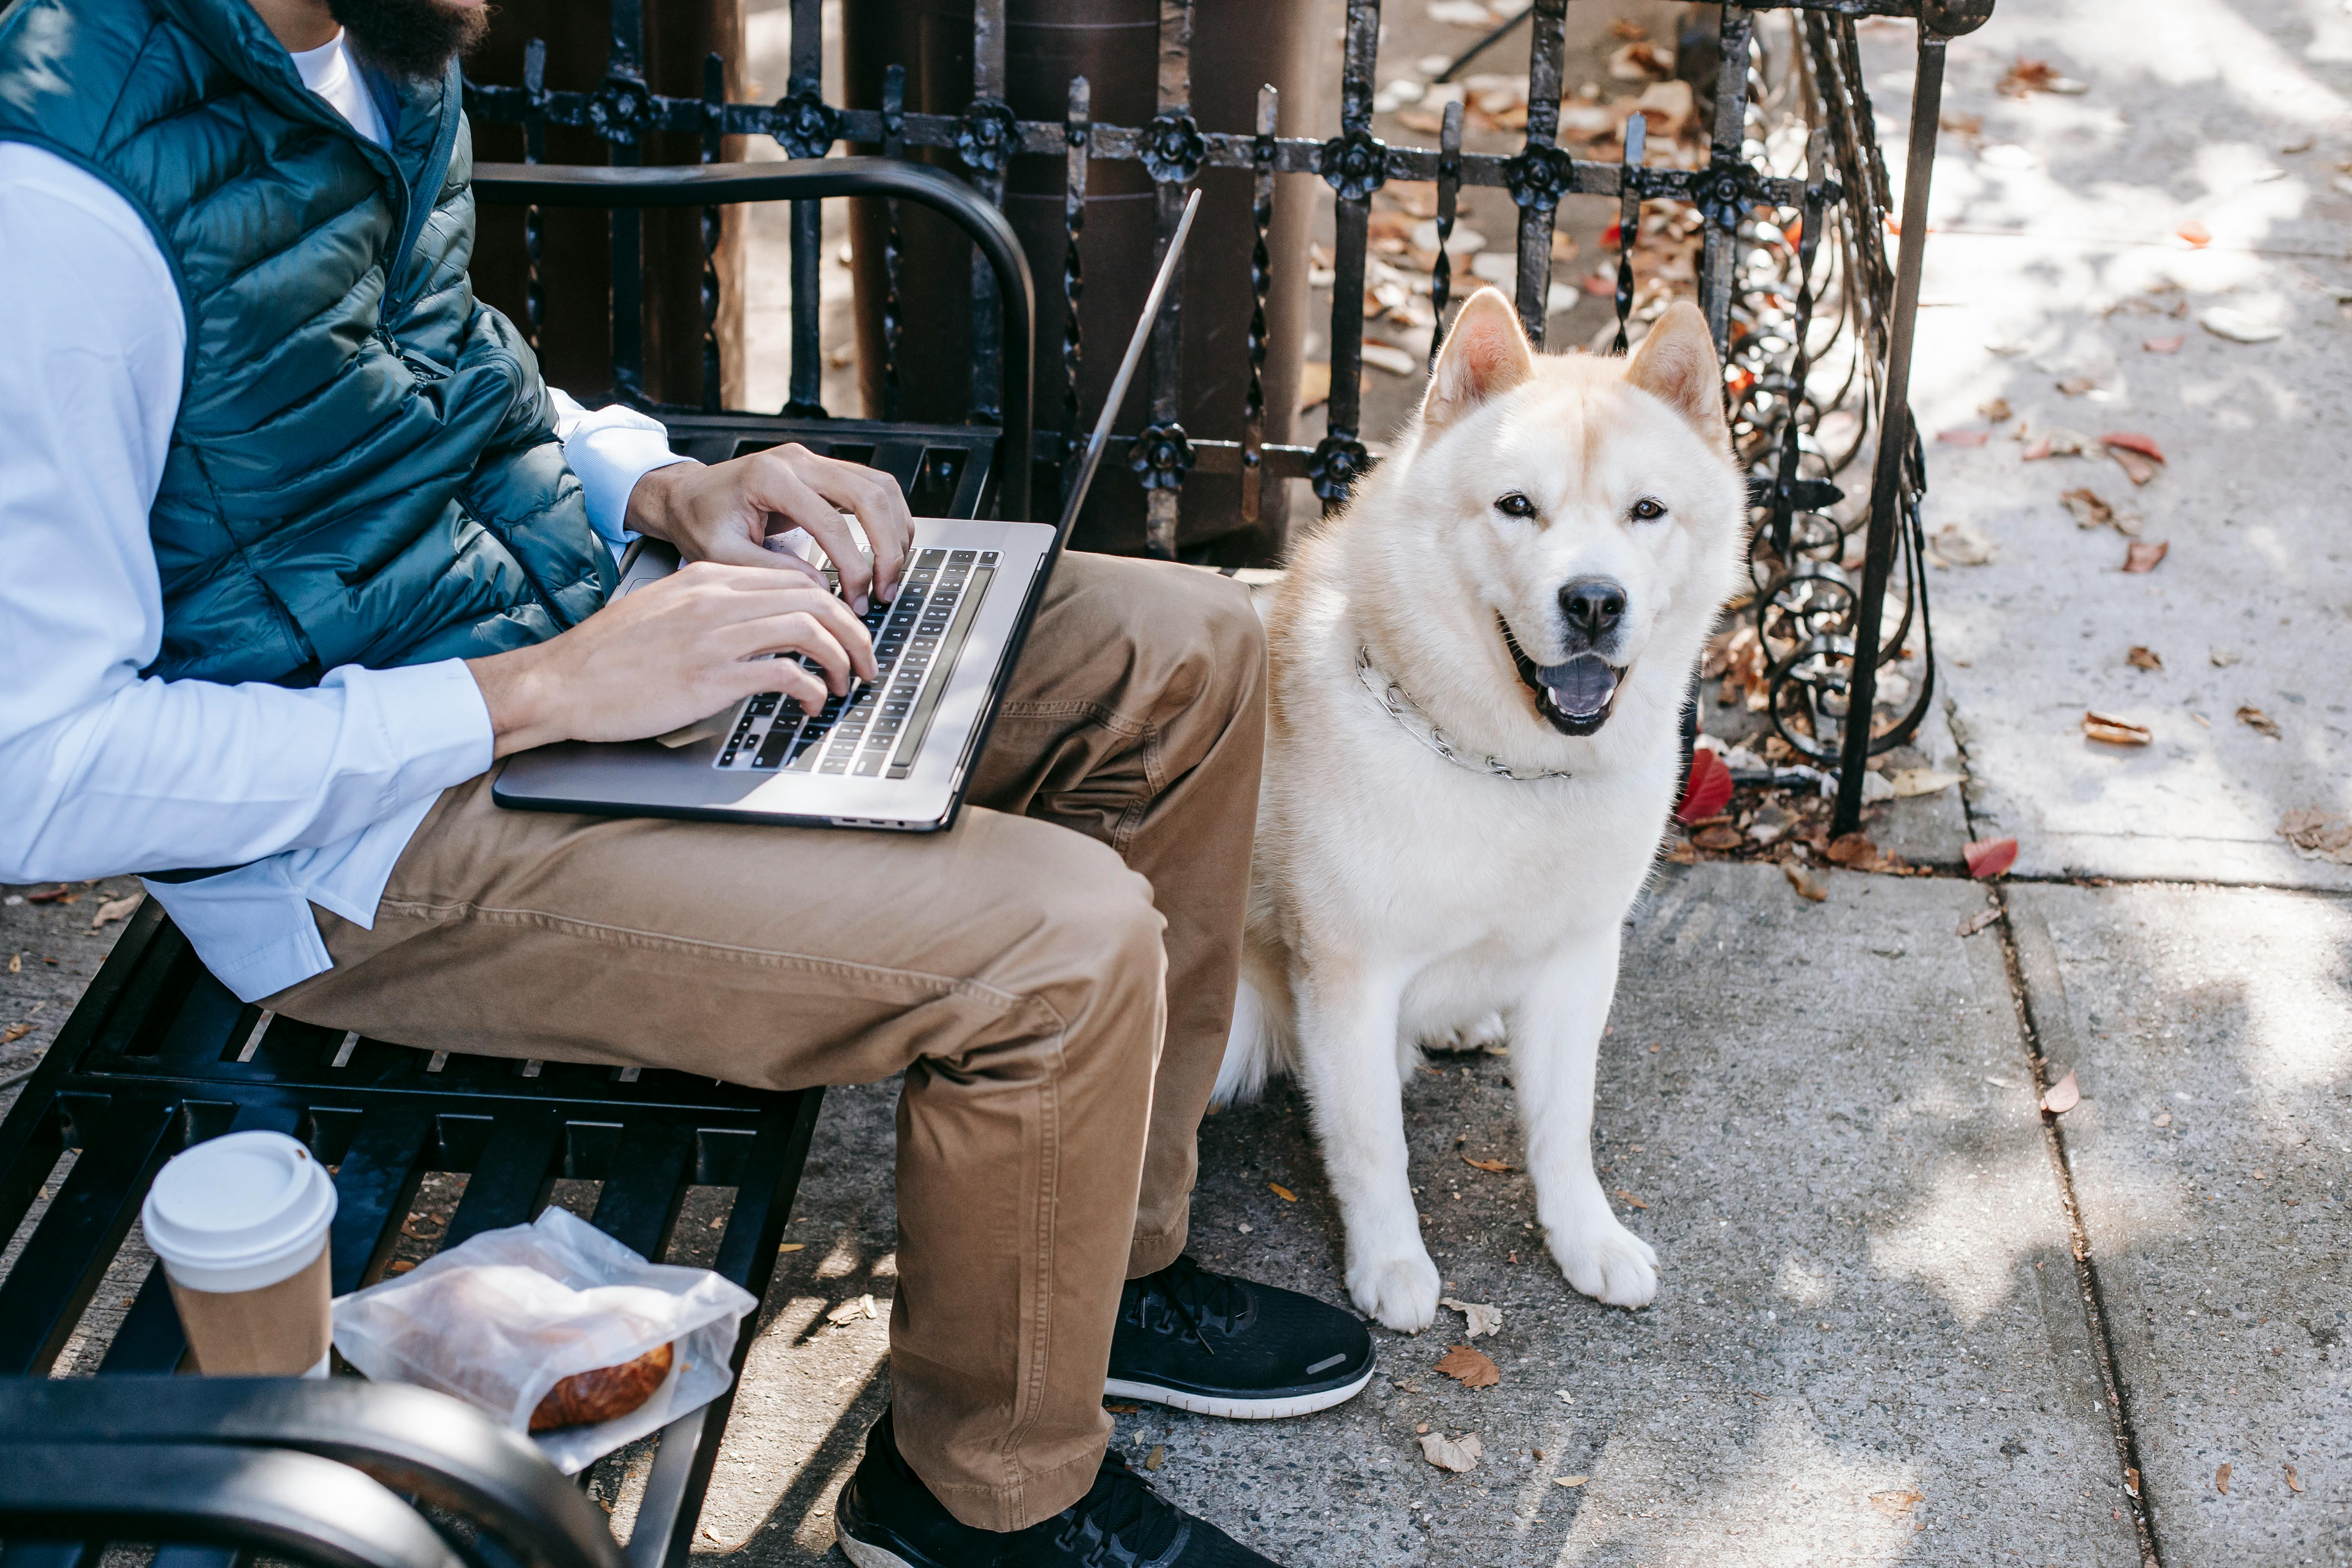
left=1210, top=975, right=1288, bottom=1108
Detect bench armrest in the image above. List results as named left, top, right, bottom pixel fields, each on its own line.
left=0, top=1379, right=624, bottom=1568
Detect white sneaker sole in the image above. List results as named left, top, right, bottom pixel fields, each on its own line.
left=1103, top=1363, right=1375, bottom=1420
left=836, top=1528, right=916, bottom=1568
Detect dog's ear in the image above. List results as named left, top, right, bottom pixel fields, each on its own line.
left=1421, top=287, right=1534, bottom=429
left=1622, top=301, right=1729, bottom=452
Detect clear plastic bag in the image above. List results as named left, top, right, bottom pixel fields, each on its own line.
left=331, top=1207, right=758, bottom=1473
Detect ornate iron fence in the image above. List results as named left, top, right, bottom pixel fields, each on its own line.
left=461, top=0, right=1992, bottom=833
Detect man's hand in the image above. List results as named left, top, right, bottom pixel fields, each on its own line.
left=466, top=563, right=877, bottom=759
left=626, top=445, right=915, bottom=612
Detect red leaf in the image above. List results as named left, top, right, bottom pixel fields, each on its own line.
left=1601, top=222, right=1622, bottom=247
left=1675, top=748, right=1732, bottom=824
left=2123, top=540, right=2169, bottom=573
left=2098, top=431, right=2165, bottom=463
left=1965, top=837, right=2019, bottom=878
left=1937, top=428, right=1991, bottom=446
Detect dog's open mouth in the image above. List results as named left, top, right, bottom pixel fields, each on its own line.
left=1503, top=619, right=1626, bottom=736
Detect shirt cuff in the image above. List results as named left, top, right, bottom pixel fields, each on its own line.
left=552, top=394, right=694, bottom=546
left=320, top=657, right=496, bottom=809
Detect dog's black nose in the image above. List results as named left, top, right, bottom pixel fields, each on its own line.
left=1558, top=577, right=1628, bottom=646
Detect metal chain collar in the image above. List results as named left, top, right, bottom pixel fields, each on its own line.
left=1355, top=647, right=1573, bottom=784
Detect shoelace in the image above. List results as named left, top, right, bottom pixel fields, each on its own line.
left=1127, top=1256, right=1249, bottom=1355
left=1009, top=1453, right=1185, bottom=1567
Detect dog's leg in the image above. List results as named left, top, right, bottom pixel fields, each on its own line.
left=1514, top=931, right=1659, bottom=1308
left=1294, top=960, right=1440, bottom=1332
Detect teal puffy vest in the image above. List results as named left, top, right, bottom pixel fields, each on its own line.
left=0, top=0, right=614, bottom=684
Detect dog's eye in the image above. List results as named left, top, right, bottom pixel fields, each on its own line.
left=1494, top=492, right=1538, bottom=519
left=1629, top=497, right=1668, bottom=521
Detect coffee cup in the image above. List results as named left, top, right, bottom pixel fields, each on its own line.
left=141, top=1131, right=339, bottom=1376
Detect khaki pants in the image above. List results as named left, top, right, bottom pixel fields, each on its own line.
left=267, top=553, right=1265, bottom=1531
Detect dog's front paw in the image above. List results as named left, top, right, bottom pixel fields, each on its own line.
left=1423, top=1011, right=1508, bottom=1054
left=1548, top=1218, right=1659, bottom=1309
left=1346, top=1248, right=1442, bottom=1332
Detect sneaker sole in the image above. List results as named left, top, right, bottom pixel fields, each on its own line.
left=836, top=1534, right=918, bottom=1568
left=1103, top=1361, right=1375, bottom=1419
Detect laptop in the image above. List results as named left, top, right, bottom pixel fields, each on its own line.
left=494, top=189, right=1201, bottom=832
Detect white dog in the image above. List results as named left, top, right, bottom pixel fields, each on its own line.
left=1215, top=288, right=1748, bottom=1331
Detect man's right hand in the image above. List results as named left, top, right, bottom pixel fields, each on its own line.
left=465, top=563, right=876, bottom=759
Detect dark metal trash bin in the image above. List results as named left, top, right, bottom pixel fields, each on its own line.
left=842, top=0, right=1320, bottom=564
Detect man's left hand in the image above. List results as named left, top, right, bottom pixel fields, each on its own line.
left=625, top=445, right=915, bottom=613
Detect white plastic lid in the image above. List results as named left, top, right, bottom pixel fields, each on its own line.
left=141, top=1131, right=339, bottom=1293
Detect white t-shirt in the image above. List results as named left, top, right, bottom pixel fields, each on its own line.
left=291, top=30, right=389, bottom=149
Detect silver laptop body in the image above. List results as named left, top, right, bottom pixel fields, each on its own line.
left=493, top=191, right=1200, bottom=833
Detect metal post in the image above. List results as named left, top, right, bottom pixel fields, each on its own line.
left=1142, top=0, right=1197, bottom=559
left=1697, top=5, right=1755, bottom=345
left=782, top=0, right=827, bottom=417
left=967, top=0, right=1008, bottom=427
left=1511, top=0, right=1568, bottom=345
left=1062, top=75, right=1091, bottom=506
left=1241, top=83, right=1276, bottom=523
left=607, top=0, right=645, bottom=403
left=1426, top=97, right=1463, bottom=370
left=1832, top=30, right=1946, bottom=836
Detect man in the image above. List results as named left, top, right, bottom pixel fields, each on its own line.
left=0, top=0, right=1372, bottom=1561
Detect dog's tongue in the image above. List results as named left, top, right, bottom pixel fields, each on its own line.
left=1541, top=656, right=1619, bottom=720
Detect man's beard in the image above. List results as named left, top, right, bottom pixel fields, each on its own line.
left=327, top=0, right=491, bottom=83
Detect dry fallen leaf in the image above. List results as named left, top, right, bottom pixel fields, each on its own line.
left=25, top=886, right=72, bottom=904
left=1936, top=428, right=1991, bottom=446
left=2042, top=1069, right=2081, bottom=1114
left=1419, top=1430, right=1483, bottom=1472
left=2125, top=1466, right=2141, bottom=1497
left=2285, top=1464, right=2302, bottom=1494
left=1693, top=824, right=1744, bottom=851
left=2083, top=711, right=2152, bottom=746
left=1931, top=522, right=1998, bottom=565
left=1145, top=1445, right=1165, bottom=1471
left=1956, top=908, right=2000, bottom=938
left=2238, top=705, right=2281, bottom=739
left=2177, top=219, right=2212, bottom=247
left=2102, top=431, right=2166, bottom=484
left=2123, top=540, right=2169, bottom=573
left=1461, top=1154, right=1514, bottom=1174
left=2216, top=1462, right=2230, bottom=1495
left=1890, top=768, right=1964, bottom=798
left=2055, top=375, right=2100, bottom=397
left=2061, top=487, right=2114, bottom=530
left=1554, top=1474, right=1588, bottom=1487
left=88, top=893, right=142, bottom=930
left=5, top=955, right=17, bottom=973
left=1784, top=862, right=1828, bottom=902
left=0, top=1024, right=29, bottom=1045
left=1437, top=1344, right=1502, bottom=1389
left=1441, top=1296, right=1505, bottom=1338
left=1965, top=837, right=2019, bottom=879
left=1978, top=397, right=2012, bottom=423
left=2143, top=334, right=2184, bottom=354
left=2126, top=646, right=2163, bottom=671
left=777, top=1242, right=806, bottom=1252
left=2279, top=809, right=2352, bottom=864
left=1269, top=1182, right=1298, bottom=1202
left=1104, top=1401, right=1140, bottom=1414
left=1868, top=1488, right=1924, bottom=1519
left=826, top=1294, right=879, bottom=1325
left=2018, top=423, right=2089, bottom=460
left=1998, top=58, right=2087, bottom=96
left=1613, top=1188, right=1649, bottom=1210
left=1297, top=361, right=1331, bottom=412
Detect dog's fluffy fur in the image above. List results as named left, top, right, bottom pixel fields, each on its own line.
left=1215, top=290, right=1747, bottom=1330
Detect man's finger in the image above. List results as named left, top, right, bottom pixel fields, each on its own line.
left=686, top=523, right=829, bottom=584
left=731, top=655, right=829, bottom=713
left=749, top=457, right=875, bottom=610
left=799, top=459, right=915, bottom=601
left=730, top=610, right=858, bottom=693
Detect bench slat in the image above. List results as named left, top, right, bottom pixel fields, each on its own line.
left=0, top=1095, right=177, bottom=1375
left=443, top=1108, right=564, bottom=1247
left=588, top=1122, right=695, bottom=1260
left=329, top=1106, right=437, bottom=1294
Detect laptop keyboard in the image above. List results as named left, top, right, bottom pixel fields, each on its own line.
left=715, top=546, right=999, bottom=780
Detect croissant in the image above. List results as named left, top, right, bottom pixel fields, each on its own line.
left=529, top=1341, right=675, bottom=1432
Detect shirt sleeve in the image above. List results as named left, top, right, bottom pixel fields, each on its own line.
left=0, top=146, right=496, bottom=883
left=548, top=387, right=695, bottom=546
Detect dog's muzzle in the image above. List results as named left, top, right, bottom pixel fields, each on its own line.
left=1502, top=618, right=1627, bottom=736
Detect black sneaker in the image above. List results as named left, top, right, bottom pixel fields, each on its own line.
left=835, top=1406, right=1282, bottom=1567
left=1105, top=1256, right=1374, bottom=1419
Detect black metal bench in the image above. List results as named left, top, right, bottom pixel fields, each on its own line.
left=0, top=157, right=1033, bottom=1568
